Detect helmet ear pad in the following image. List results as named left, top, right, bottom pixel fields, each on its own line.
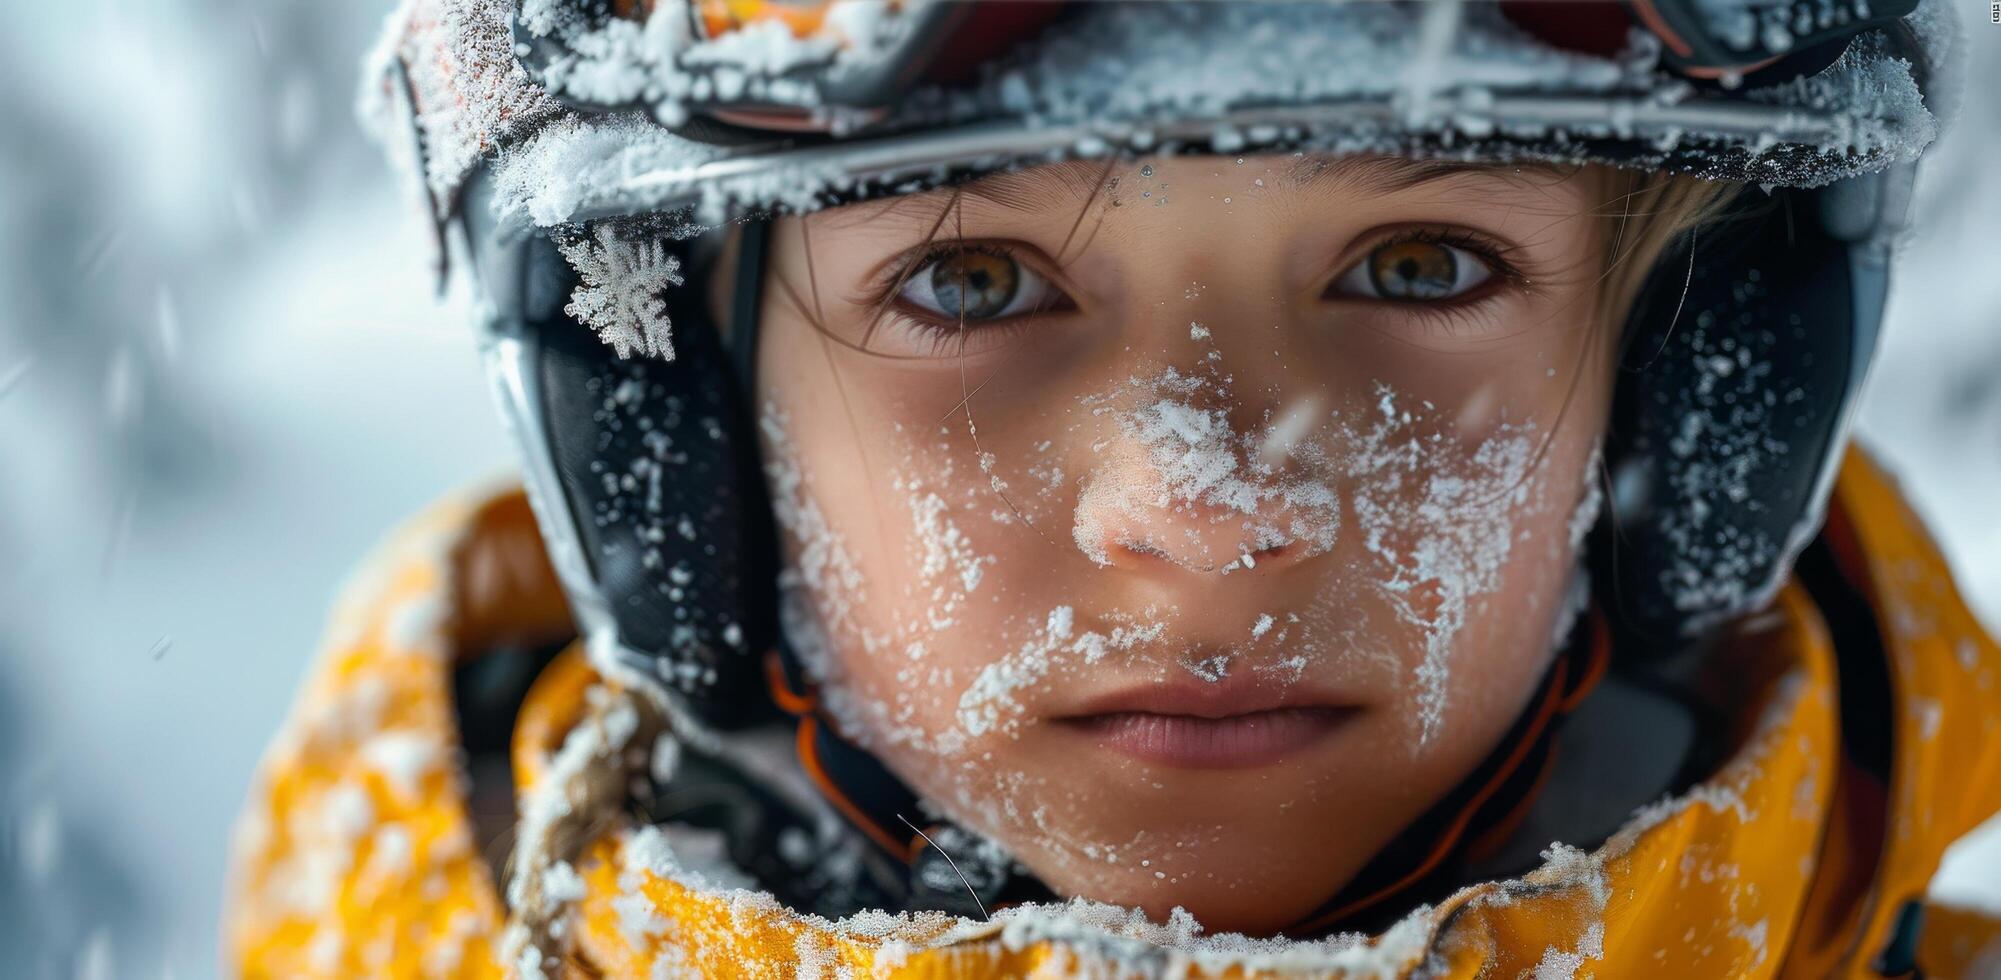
left=1594, top=187, right=1863, bottom=646
left=528, top=237, right=782, bottom=729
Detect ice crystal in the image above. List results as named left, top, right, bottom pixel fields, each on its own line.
left=557, top=222, right=684, bottom=360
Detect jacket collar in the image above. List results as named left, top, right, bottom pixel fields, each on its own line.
left=229, top=449, right=2001, bottom=976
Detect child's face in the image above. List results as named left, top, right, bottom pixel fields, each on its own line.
left=755, top=155, right=1614, bottom=932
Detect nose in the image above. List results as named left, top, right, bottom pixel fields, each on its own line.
left=1070, top=395, right=1333, bottom=575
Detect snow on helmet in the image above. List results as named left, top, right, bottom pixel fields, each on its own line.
left=361, top=0, right=1955, bottom=728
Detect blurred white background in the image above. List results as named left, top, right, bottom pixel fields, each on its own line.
left=0, top=2, right=1995, bottom=976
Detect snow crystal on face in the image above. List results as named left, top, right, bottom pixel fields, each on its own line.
left=1045, top=605, right=1074, bottom=639
left=1075, top=367, right=1340, bottom=571
left=1346, top=386, right=1541, bottom=744
left=1257, top=393, right=1327, bottom=471
left=1250, top=613, right=1274, bottom=639
left=1568, top=445, right=1605, bottom=551
left=1069, top=363, right=1551, bottom=744
left=1549, top=445, right=1605, bottom=649
left=762, top=404, right=879, bottom=680
left=899, top=467, right=994, bottom=631
left=956, top=607, right=1166, bottom=739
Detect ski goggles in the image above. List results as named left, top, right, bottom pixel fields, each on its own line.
left=514, top=0, right=1921, bottom=140
left=493, top=0, right=1937, bottom=232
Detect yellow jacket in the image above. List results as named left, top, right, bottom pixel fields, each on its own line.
left=226, top=450, right=2001, bottom=978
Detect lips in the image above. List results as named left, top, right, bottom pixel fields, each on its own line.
left=1052, top=676, right=1358, bottom=768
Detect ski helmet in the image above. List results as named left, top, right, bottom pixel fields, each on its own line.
left=364, top=0, right=1955, bottom=730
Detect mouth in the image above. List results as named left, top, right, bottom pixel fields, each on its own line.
left=1051, top=678, right=1358, bottom=769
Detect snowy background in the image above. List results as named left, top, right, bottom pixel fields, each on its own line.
left=0, top=2, right=1994, bottom=976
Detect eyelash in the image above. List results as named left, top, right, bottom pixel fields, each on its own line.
left=1328, top=227, right=1531, bottom=336
left=863, top=241, right=1070, bottom=353
left=860, top=227, right=1531, bottom=349
left=1340, top=228, right=1526, bottom=295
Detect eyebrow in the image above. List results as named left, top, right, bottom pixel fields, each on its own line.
left=812, top=160, right=1111, bottom=229
left=1290, top=155, right=1579, bottom=195
left=957, top=159, right=1118, bottom=209
left=815, top=154, right=1578, bottom=229
left=972, top=154, right=1576, bottom=202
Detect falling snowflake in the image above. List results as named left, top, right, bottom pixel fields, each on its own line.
left=557, top=222, right=684, bottom=361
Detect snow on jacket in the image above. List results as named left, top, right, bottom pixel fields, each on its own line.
left=224, top=449, right=2001, bottom=977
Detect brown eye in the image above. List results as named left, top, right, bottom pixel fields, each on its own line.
left=899, top=246, right=1064, bottom=323
left=928, top=249, right=1020, bottom=319
left=1332, top=237, right=1494, bottom=302
left=1370, top=240, right=1457, bottom=299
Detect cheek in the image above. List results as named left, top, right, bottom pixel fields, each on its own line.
left=1410, top=487, right=1585, bottom=731
left=762, top=405, right=1038, bottom=758
left=1367, top=415, right=1604, bottom=768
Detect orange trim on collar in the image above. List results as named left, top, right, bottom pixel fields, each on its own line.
left=794, top=714, right=916, bottom=857
left=764, top=648, right=817, bottom=716
left=765, top=649, right=925, bottom=861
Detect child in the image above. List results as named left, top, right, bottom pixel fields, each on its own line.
left=228, top=1, right=1998, bottom=976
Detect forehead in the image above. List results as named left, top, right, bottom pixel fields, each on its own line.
left=813, top=155, right=1599, bottom=232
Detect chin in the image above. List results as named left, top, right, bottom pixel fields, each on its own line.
left=1002, top=785, right=1393, bottom=937
left=1042, top=846, right=1361, bottom=938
